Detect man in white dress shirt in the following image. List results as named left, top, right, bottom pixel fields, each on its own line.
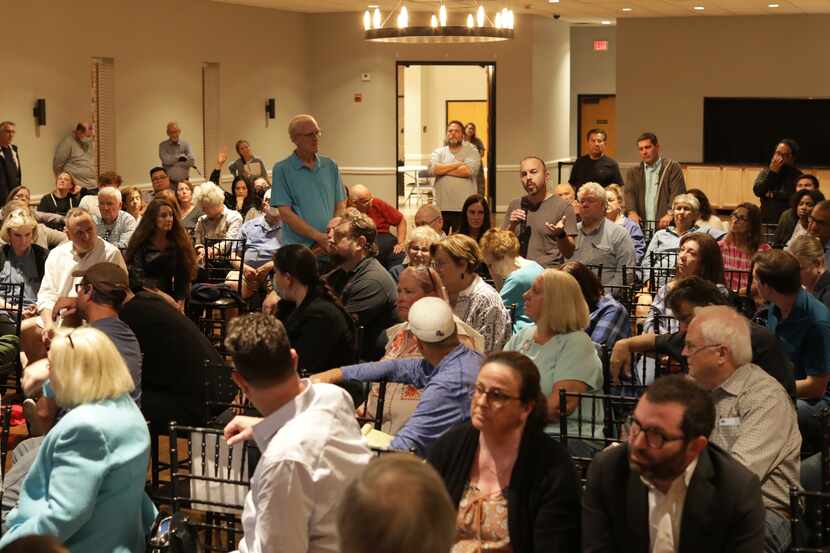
left=20, top=208, right=126, bottom=363
left=429, top=120, right=481, bottom=234
left=223, top=313, right=371, bottom=553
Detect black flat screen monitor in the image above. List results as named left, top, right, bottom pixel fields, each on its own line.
left=703, top=97, right=830, bottom=166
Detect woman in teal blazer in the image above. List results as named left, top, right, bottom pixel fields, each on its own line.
left=0, top=327, right=157, bottom=553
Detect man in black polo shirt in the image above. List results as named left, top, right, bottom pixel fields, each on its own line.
left=326, top=211, right=398, bottom=361
left=568, top=128, right=624, bottom=190
left=610, top=276, right=795, bottom=400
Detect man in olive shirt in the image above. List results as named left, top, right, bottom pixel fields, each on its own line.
left=569, top=129, right=624, bottom=190
left=503, top=156, right=577, bottom=267
left=53, top=122, right=97, bottom=189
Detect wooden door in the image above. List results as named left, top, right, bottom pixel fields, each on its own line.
left=579, top=95, right=617, bottom=157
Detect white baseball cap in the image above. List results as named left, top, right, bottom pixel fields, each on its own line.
left=408, top=297, right=456, bottom=343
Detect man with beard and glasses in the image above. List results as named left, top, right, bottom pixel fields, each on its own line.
left=582, top=374, right=765, bottom=553
left=502, top=156, right=577, bottom=267
left=324, top=211, right=398, bottom=361
left=429, top=121, right=481, bottom=234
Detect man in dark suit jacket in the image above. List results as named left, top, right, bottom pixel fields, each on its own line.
left=623, top=132, right=685, bottom=229
left=582, top=374, right=765, bottom=553
left=0, top=121, right=21, bottom=205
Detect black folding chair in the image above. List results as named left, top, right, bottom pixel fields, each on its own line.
left=790, top=487, right=830, bottom=552
left=203, top=360, right=256, bottom=428
left=640, top=220, right=660, bottom=248
left=585, top=264, right=604, bottom=282
left=0, top=282, right=26, bottom=395
left=189, top=238, right=248, bottom=329
left=762, top=223, right=779, bottom=246
left=169, top=423, right=255, bottom=553
left=649, top=250, right=677, bottom=270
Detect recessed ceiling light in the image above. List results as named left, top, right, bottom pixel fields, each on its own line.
left=622, top=7, right=632, bottom=11
left=601, top=20, right=612, bottom=24
left=768, top=2, right=780, bottom=6
left=367, top=4, right=378, bottom=7
left=549, top=0, right=560, bottom=3
left=693, top=5, right=705, bottom=10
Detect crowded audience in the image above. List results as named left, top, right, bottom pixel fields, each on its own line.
left=0, top=112, right=828, bottom=553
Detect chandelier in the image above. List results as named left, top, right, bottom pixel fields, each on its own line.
left=362, top=3, right=515, bottom=43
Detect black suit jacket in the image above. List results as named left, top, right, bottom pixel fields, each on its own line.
left=582, top=442, right=765, bottom=553
left=0, top=144, right=21, bottom=205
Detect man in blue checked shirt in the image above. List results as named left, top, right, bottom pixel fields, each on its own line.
left=236, top=189, right=282, bottom=299
left=313, top=297, right=483, bottom=457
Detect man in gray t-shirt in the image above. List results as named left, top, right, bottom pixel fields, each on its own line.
left=502, top=156, right=578, bottom=267
left=429, top=121, right=481, bottom=234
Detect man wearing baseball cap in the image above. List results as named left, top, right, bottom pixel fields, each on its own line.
left=313, top=296, right=483, bottom=456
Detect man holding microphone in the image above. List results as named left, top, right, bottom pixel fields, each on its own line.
left=502, top=156, right=577, bottom=267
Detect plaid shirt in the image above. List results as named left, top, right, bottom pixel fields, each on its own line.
left=588, top=294, right=631, bottom=348
left=719, top=239, right=770, bottom=290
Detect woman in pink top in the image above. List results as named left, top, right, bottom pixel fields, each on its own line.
left=719, top=202, right=770, bottom=292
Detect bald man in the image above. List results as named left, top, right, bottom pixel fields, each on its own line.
left=158, top=121, right=195, bottom=183
left=414, top=204, right=445, bottom=237
left=272, top=114, right=346, bottom=252
left=53, top=122, right=97, bottom=189
left=349, top=184, right=406, bottom=268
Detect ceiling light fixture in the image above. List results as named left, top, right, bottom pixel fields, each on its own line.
left=693, top=5, right=705, bottom=10
left=601, top=20, right=612, bottom=24
left=363, top=2, right=515, bottom=43
left=768, top=2, right=779, bottom=6
left=621, top=7, right=632, bottom=11
left=548, top=0, right=559, bottom=3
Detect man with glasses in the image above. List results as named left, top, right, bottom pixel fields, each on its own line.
left=566, top=182, right=636, bottom=286
left=754, top=249, right=830, bottom=455
left=753, top=138, right=803, bottom=224
left=429, top=120, right=481, bottom=234
left=610, top=276, right=795, bottom=400
left=272, top=114, right=346, bottom=252
left=808, top=200, right=830, bottom=267
left=414, top=204, right=445, bottom=237
left=348, top=184, right=406, bottom=269
left=20, top=208, right=125, bottom=364
left=313, top=297, right=482, bottom=457
left=683, top=306, right=799, bottom=553
left=583, top=374, right=765, bottom=552
left=0, top=121, right=20, bottom=205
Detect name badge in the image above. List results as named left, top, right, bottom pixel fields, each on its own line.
left=719, top=417, right=741, bottom=427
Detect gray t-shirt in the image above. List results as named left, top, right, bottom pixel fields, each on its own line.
left=91, top=316, right=143, bottom=405
left=502, top=194, right=578, bottom=268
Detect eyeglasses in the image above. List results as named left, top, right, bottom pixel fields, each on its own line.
left=624, top=416, right=685, bottom=449
left=683, top=342, right=722, bottom=357
left=469, top=384, right=521, bottom=407
left=731, top=213, right=749, bottom=222
left=74, top=282, right=89, bottom=294
left=298, top=130, right=322, bottom=139
left=415, top=215, right=440, bottom=227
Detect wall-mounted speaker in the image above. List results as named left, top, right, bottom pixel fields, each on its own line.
left=265, top=98, right=276, bottom=119
left=33, top=98, right=46, bottom=126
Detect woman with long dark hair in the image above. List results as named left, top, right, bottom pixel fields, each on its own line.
left=457, top=193, right=492, bottom=243
left=720, top=202, right=771, bottom=291
left=226, top=175, right=258, bottom=220
left=772, top=188, right=825, bottom=249
left=428, top=351, right=580, bottom=552
left=273, top=244, right=358, bottom=374
left=125, top=198, right=197, bottom=311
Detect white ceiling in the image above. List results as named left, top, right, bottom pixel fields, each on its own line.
left=212, top=0, right=830, bottom=22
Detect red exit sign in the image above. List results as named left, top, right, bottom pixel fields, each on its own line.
left=593, top=40, right=609, bottom=51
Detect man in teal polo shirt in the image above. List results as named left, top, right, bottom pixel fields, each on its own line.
left=755, top=249, right=830, bottom=454
left=272, top=114, right=346, bottom=253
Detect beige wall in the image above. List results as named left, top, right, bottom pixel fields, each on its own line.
left=570, top=26, right=616, bottom=159
left=2, top=0, right=309, bottom=195
left=308, top=12, right=571, bottom=209
left=616, top=15, right=830, bottom=164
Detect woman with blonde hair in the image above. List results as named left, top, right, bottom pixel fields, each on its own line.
left=389, top=224, right=441, bottom=282
left=0, top=209, right=46, bottom=331
left=431, top=234, right=511, bottom=352
left=193, top=180, right=243, bottom=254
left=503, top=269, right=603, bottom=455
left=0, top=327, right=156, bottom=552
left=0, top=201, right=66, bottom=251
left=479, top=228, right=543, bottom=332
left=790, top=233, right=830, bottom=307
left=605, top=183, right=645, bottom=262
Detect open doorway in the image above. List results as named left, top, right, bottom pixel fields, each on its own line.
left=395, top=61, right=496, bottom=213
left=577, top=94, right=616, bottom=157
